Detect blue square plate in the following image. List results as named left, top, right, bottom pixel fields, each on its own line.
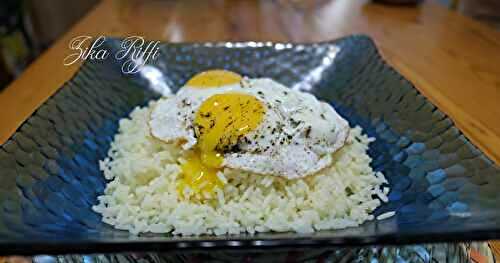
left=1, top=35, right=499, bottom=255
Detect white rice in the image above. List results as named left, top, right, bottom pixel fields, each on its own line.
left=376, top=211, right=396, bottom=220
left=93, top=102, right=390, bottom=235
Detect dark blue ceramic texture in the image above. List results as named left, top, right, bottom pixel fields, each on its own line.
left=38, top=243, right=475, bottom=263
left=1, top=35, right=499, bottom=254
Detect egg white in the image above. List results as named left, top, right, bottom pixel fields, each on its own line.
left=149, top=77, right=349, bottom=179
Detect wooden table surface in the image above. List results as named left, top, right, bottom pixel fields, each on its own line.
left=1, top=0, right=500, bottom=257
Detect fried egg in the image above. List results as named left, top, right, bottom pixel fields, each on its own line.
left=149, top=70, right=349, bottom=198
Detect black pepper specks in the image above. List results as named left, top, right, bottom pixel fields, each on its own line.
left=181, top=98, right=191, bottom=106
left=305, top=126, right=312, bottom=138
left=290, top=118, right=301, bottom=127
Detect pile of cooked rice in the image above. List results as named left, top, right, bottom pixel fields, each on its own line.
left=93, top=101, right=390, bottom=235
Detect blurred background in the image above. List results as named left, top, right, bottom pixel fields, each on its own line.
left=0, top=0, right=498, bottom=90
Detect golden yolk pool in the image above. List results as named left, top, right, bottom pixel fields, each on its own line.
left=177, top=70, right=265, bottom=200
left=186, top=69, right=242, bottom=88
left=194, top=93, right=265, bottom=155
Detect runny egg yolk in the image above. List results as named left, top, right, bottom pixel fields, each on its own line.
left=185, top=69, right=242, bottom=88
left=195, top=93, right=265, bottom=156
left=178, top=150, right=223, bottom=199
left=177, top=92, right=265, bottom=200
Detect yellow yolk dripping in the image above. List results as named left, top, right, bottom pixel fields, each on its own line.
left=186, top=69, right=242, bottom=88
left=178, top=150, right=223, bottom=199
left=177, top=92, right=265, bottom=200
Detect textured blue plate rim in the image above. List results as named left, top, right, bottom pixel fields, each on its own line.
left=1, top=34, right=499, bottom=255
left=0, top=228, right=498, bottom=255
